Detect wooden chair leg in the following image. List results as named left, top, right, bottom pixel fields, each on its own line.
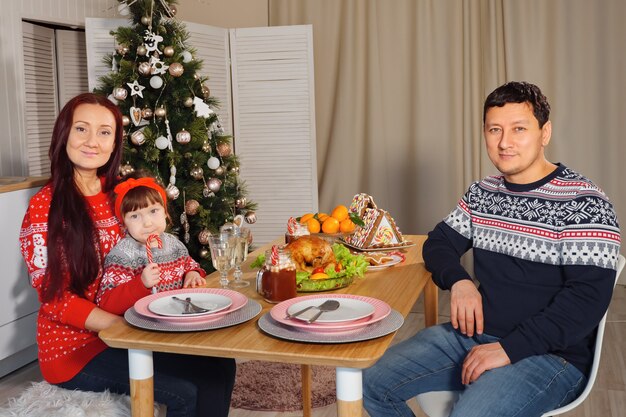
left=302, top=364, right=312, bottom=417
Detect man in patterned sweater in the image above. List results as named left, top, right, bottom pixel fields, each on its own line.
left=363, top=81, right=621, bottom=417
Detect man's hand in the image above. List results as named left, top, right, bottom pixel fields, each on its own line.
left=141, top=263, right=161, bottom=289
left=183, top=271, right=206, bottom=288
left=462, top=342, right=511, bottom=384
left=450, top=279, right=483, bottom=336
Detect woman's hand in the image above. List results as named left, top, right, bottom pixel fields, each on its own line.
left=183, top=271, right=206, bottom=288
left=450, top=279, right=483, bottom=337
left=85, top=306, right=125, bottom=332
left=141, top=262, right=161, bottom=289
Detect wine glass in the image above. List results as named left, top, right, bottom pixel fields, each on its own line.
left=230, top=228, right=251, bottom=288
left=208, top=235, right=235, bottom=288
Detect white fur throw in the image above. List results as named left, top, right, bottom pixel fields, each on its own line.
left=0, top=382, right=161, bottom=417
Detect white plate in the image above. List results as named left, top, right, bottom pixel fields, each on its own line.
left=286, top=297, right=375, bottom=323
left=148, top=293, right=232, bottom=317
left=367, top=254, right=403, bottom=270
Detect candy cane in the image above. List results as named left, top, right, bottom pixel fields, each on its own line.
left=287, top=217, right=297, bottom=234
left=270, top=245, right=279, bottom=266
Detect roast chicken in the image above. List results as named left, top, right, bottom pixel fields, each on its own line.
left=286, top=235, right=337, bottom=273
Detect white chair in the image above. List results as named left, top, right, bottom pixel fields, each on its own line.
left=416, top=254, right=626, bottom=417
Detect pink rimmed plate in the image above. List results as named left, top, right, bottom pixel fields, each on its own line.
left=270, top=294, right=391, bottom=332
left=133, top=288, right=248, bottom=324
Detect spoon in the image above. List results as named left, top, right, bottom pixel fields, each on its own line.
left=307, top=299, right=341, bottom=323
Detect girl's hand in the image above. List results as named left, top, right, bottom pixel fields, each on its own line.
left=141, top=263, right=161, bottom=289
left=183, top=271, right=206, bottom=288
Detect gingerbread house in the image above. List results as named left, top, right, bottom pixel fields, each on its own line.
left=343, top=193, right=406, bottom=249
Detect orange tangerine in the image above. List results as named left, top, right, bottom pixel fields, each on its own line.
left=340, top=218, right=356, bottom=233
left=306, top=218, right=321, bottom=233
left=299, top=213, right=314, bottom=224
left=321, top=217, right=340, bottom=234
left=317, top=212, right=329, bottom=222
left=331, top=205, right=349, bottom=222
left=310, top=272, right=330, bottom=280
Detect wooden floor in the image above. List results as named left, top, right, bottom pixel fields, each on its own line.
left=1, top=286, right=625, bottom=417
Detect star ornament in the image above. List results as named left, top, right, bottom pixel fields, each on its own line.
left=127, top=80, right=146, bottom=98
left=150, top=55, right=169, bottom=75
left=193, top=97, right=215, bottom=118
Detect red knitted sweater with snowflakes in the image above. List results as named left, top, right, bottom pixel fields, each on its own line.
left=19, top=182, right=122, bottom=383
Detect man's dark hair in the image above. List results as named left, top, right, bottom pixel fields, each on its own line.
left=483, top=81, right=551, bottom=128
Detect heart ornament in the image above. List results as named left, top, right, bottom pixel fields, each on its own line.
left=130, top=107, right=142, bottom=126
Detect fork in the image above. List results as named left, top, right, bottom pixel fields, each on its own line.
left=172, top=296, right=210, bottom=314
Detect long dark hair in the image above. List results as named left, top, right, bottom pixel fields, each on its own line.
left=43, top=93, right=123, bottom=302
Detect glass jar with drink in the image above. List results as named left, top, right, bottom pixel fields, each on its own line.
left=256, top=245, right=297, bottom=303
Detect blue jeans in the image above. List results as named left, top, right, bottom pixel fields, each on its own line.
left=57, top=348, right=235, bottom=417
left=363, top=323, right=586, bottom=417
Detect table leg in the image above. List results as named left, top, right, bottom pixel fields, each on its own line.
left=424, top=279, right=438, bottom=327
left=336, top=367, right=362, bottom=417
left=301, top=364, right=312, bottom=417
left=128, top=349, right=154, bottom=417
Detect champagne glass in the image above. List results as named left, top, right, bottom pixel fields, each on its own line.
left=208, top=235, right=235, bottom=288
left=230, top=228, right=251, bottom=288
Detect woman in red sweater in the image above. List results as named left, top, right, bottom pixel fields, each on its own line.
left=19, top=93, right=235, bottom=417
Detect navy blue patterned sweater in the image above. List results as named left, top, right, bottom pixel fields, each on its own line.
left=423, top=164, right=621, bottom=374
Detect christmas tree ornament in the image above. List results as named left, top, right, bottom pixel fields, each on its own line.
left=137, top=44, right=148, bottom=56
left=155, top=106, right=166, bottom=118
left=149, top=55, right=169, bottom=75
left=107, top=95, right=118, bottom=105
left=176, top=129, right=191, bottom=144
left=122, top=115, right=131, bottom=126
left=215, top=166, right=225, bottom=175
left=202, top=141, right=212, bottom=152
left=116, top=44, right=129, bottom=55
left=202, top=85, right=210, bottom=98
left=163, top=46, right=174, bottom=57
left=198, top=229, right=212, bottom=245
left=168, top=62, right=184, bottom=77
left=207, top=156, right=220, bottom=170
left=127, top=80, right=145, bottom=98
left=207, top=178, right=222, bottom=193
left=182, top=50, right=193, bottom=63
left=184, top=96, right=194, bottom=108
left=138, top=62, right=152, bottom=76
left=141, top=16, right=151, bottom=25
left=198, top=247, right=209, bottom=259
left=216, top=142, right=232, bottom=157
left=120, top=163, right=135, bottom=176
left=113, top=87, right=128, bottom=100
left=130, top=107, right=142, bottom=126
left=155, top=135, right=169, bottom=150
left=130, top=130, right=146, bottom=146
left=166, top=183, right=180, bottom=199
left=149, top=75, right=164, bottom=89
left=230, top=166, right=240, bottom=173
left=117, top=2, right=130, bottom=16
left=203, top=185, right=214, bottom=198
left=169, top=165, right=177, bottom=184
left=142, top=107, right=153, bottom=119
left=190, top=166, right=204, bottom=180
left=169, top=5, right=178, bottom=16
left=245, top=211, right=257, bottom=224
left=235, top=197, right=247, bottom=209
left=193, top=97, right=214, bottom=118
left=143, top=30, right=163, bottom=53
left=185, top=199, right=200, bottom=215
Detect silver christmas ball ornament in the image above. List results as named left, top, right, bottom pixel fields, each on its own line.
left=207, top=156, right=220, bottom=170
left=215, top=166, right=225, bottom=175
left=122, top=115, right=131, bottom=126
left=137, top=45, right=148, bottom=56
left=141, top=16, right=151, bottom=25
left=113, top=87, right=128, bottom=100
left=168, top=62, right=184, bottom=77
left=202, top=85, right=210, bottom=98
left=198, top=229, right=212, bottom=245
left=165, top=183, right=180, bottom=200
left=117, top=3, right=130, bottom=16
left=185, top=199, right=200, bottom=215
left=117, top=44, right=129, bottom=55
left=155, top=135, right=169, bottom=150
left=138, top=62, right=152, bottom=76
left=184, top=97, right=194, bottom=108
left=244, top=211, right=257, bottom=224
left=155, top=107, right=166, bottom=118
left=176, top=129, right=191, bottom=144
left=199, top=247, right=210, bottom=259
left=149, top=75, right=163, bottom=89
left=142, top=107, right=153, bottom=119
left=182, top=50, right=193, bottom=63
left=235, top=197, right=247, bottom=209
left=130, top=130, right=146, bottom=146
left=207, top=178, right=222, bottom=193
left=190, top=166, right=204, bottom=180
left=163, top=46, right=174, bottom=57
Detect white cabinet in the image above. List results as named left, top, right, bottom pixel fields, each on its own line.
left=0, top=186, right=41, bottom=377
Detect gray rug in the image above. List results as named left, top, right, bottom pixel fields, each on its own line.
left=231, top=361, right=336, bottom=411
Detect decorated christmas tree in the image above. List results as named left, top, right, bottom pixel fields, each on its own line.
left=95, top=0, right=257, bottom=272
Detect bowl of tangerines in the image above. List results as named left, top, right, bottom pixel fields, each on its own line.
left=298, top=204, right=364, bottom=241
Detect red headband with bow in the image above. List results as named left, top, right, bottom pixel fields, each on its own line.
left=113, top=177, right=167, bottom=221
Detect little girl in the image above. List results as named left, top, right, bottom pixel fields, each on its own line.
left=96, top=172, right=206, bottom=315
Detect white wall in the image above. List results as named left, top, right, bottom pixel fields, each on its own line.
left=0, top=0, right=119, bottom=177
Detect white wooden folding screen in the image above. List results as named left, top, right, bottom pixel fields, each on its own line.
left=55, top=30, right=89, bottom=108
left=85, top=20, right=318, bottom=246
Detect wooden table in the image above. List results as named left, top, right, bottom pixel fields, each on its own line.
left=99, top=235, right=438, bottom=417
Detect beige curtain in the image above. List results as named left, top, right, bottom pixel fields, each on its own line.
left=269, top=0, right=626, bottom=238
